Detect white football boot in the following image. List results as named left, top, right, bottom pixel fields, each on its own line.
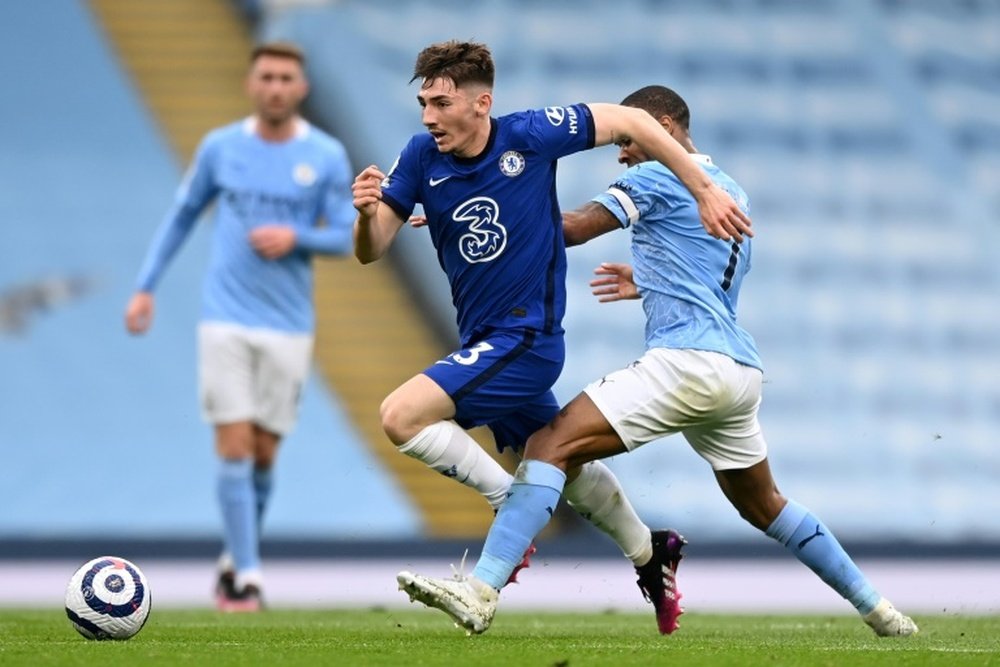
left=397, top=570, right=498, bottom=635
left=862, top=598, right=919, bottom=637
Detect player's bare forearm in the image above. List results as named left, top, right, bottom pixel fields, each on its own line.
left=353, top=209, right=405, bottom=263
left=563, top=202, right=620, bottom=247
left=629, top=116, right=751, bottom=242
left=352, top=164, right=403, bottom=263
left=353, top=215, right=383, bottom=263
left=589, top=103, right=752, bottom=242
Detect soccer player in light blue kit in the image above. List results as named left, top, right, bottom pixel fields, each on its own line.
left=124, top=43, right=355, bottom=611
left=354, top=42, right=751, bottom=607
left=398, top=85, right=918, bottom=638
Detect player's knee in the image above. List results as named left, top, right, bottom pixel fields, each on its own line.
left=379, top=395, right=419, bottom=446
left=215, top=425, right=254, bottom=459
left=254, top=449, right=277, bottom=469
left=217, top=442, right=251, bottom=460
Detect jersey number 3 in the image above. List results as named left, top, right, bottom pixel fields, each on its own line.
left=451, top=341, right=495, bottom=366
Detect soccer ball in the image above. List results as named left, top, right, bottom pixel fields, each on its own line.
left=64, top=556, right=151, bottom=640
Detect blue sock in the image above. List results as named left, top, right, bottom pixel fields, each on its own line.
left=217, top=459, right=259, bottom=573
left=766, top=499, right=880, bottom=614
left=252, top=466, right=273, bottom=529
left=472, top=460, right=566, bottom=590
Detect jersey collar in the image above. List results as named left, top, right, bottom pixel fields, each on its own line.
left=242, top=116, right=310, bottom=140
left=451, top=118, right=498, bottom=166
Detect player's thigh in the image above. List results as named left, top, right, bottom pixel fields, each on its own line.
left=383, top=373, right=456, bottom=419
left=524, top=391, right=626, bottom=468
left=582, top=347, right=716, bottom=451
left=198, top=322, right=255, bottom=425
left=682, top=359, right=767, bottom=471
left=486, top=390, right=560, bottom=454
left=250, top=328, right=313, bottom=436
left=423, top=329, right=564, bottom=432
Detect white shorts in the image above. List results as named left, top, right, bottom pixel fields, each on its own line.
left=583, top=348, right=767, bottom=471
left=198, top=321, right=313, bottom=436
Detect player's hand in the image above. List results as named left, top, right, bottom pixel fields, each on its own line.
left=125, top=291, right=154, bottom=334
left=250, top=224, right=296, bottom=259
left=352, top=165, right=385, bottom=219
left=590, top=263, right=639, bottom=302
left=408, top=214, right=428, bottom=228
left=698, top=183, right=753, bottom=243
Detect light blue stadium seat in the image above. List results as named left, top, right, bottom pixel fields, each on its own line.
left=0, top=0, right=418, bottom=541
left=263, top=0, right=1000, bottom=543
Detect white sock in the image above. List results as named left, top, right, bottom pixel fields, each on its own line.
left=235, top=568, right=263, bottom=590
left=564, top=461, right=652, bottom=566
left=218, top=552, right=234, bottom=573
left=398, top=421, right=512, bottom=509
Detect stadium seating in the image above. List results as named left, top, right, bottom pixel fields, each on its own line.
left=5, top=0, right=996, bottom=550
left=0, top=0, right=418, bottom=543
left=261, top=0, right=1000, bottom=544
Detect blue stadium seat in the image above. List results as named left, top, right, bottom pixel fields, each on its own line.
left=0, top=1, right=418, bottom=540
left=262, top=0, right=1000, bottom=543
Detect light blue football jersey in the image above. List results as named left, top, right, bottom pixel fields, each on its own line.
left=134, top=118, right=354, bottom=332
left=381, top=105, right=595, bottom=345
left=593, top=154, right=761, bottom=370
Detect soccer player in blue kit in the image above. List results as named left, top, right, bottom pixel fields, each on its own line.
left=124, top=43, right=355, bottom=611
left=353, top=40, right=751, bottom=619
left=397, top=85, right=919, bottom=638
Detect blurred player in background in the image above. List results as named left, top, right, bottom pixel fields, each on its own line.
left=398, top=85, right=918, bottom=638
left=124, top=42, right=355, bottom=611
left=353, top=40, right=751, bottom=608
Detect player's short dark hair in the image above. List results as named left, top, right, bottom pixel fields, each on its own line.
left=621, top=85, right=690, bottom=131
left=250, top=41, right=305, bottom=66
left=411, top=40, right=495, bottom=89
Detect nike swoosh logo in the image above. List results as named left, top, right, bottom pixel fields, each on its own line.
left=429, top=176, right=452, bottom=186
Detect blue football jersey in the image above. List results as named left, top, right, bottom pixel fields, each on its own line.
left=134, top=118, right=355, bottom=332
left=593, top=154, right=761, bottom=370
left=381, top=104, right=595, bottom=344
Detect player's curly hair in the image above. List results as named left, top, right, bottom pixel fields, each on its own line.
left=621, top=85, right=690, bottom=131
left=411, top=40, right=495, bottom=89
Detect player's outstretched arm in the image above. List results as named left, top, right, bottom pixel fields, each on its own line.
left=590, top=263, right=639, bottom=303
left=352, top=164, right=406, bottom=263
left=587, top=103, right=752, bottom=242
left=563, top=201, right=621, bottom=247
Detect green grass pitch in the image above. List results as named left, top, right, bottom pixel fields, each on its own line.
left=1, top=609, right=998, bottom=666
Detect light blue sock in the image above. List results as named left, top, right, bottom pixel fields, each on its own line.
left=766, top=499, right=880, bottom=614
left=472, top=460, right=566, bottom=590
left=217, top=459, right=259, bottom=573
left=252, top=466, right=273, bottom=529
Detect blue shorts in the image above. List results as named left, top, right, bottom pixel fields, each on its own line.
left=422, top=328, right=564, bottom=453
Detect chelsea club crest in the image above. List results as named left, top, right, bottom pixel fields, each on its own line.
left=499, top=151, right=525, bottom=177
